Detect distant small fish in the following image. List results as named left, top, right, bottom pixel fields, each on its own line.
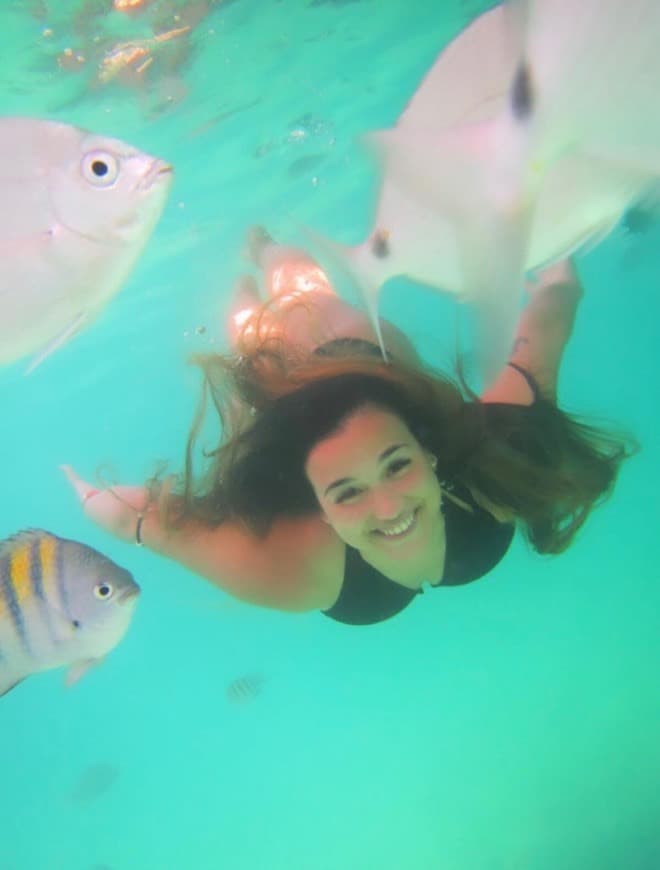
left=621, top=204, right=659, bottom=237
left=226, top=673, right=265, bottom=705
left=287, top=153, right=327, bottom=179
left=0, top=117, right=172, bottom=371
left=0, top=530, right=140, bottom=697
left=69, top=762, right=121, bottom=805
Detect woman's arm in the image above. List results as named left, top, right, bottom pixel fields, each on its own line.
left=481, top=259, right=583, bottom=406
left=61, top=466, right=343, bottom=613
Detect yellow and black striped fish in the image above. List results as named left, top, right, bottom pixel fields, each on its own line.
left=0, top=529, right=139, bottom=697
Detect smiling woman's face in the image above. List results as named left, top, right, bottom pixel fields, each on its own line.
left=304, top=404, right=445, bottom=586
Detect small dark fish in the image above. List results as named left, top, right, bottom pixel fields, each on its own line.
left=287, top=153, right=327, bottom=178
left=187, top=97, right=262, bottom=139
left=621, top=204, right=658, bottom=236
left=226, top=674, right=265, bottom=705
left=70, top=762, right=121, bottom=805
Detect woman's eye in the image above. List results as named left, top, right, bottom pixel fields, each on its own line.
left=387, top=458, right=411, bottom=476
left=335, top=487, right=361, bottom=505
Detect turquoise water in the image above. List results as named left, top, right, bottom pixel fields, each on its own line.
left=2, top=1, right=660, bottom=868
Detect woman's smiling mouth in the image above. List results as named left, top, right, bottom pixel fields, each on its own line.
left=373, top=508, right=419, bottom=539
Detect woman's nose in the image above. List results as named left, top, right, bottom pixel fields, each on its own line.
left=370, top=485, right=403, bottom=520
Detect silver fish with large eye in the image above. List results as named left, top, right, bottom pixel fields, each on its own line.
left=0, top=117, right=172, bottom=371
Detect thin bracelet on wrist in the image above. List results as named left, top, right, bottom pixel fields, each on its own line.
left=135, top=514, right=145, bottom=547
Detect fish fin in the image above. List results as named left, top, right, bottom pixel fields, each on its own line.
left=47, top=606, right=81, bottom=644
left=0, top=676, right=24, bottom=698
left=368, top=121, right=532, bottom=382
left=528, top=150, right=658, bottom=268
left=65, top=658, right=103, bottom=687
left=580, top=145, right=660, bottom=178
left=462, top=206, right=532, bottom=388
left=0, top=528, right=54, bottom=559
left=502, top=0, right=530, bottom=56
left=24, top=312, right=88, bottom=375
left=302, top=227, right=389, bottom=360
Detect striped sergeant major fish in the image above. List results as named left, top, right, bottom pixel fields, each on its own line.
left=0, top=530, right=139, bottom=697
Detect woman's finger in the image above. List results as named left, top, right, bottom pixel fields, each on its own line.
left=59, top=465, right=99, bottom=505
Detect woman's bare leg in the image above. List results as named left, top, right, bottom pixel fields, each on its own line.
left=244, top=225, right=336, bottom=301
left=225, top=274, right=262, bottom=350
left=227, top=226, right=421, bottom=364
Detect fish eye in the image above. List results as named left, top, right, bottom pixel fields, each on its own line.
left=94, top=582, right=114, bottom=601
left=81, top=150, right=120, bottom=187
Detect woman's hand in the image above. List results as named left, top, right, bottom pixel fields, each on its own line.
left=482, top=258, right=584, bottom=404
left=60, top=465, right=149, bottom=544
left=526, top=258, right=582, bottom=295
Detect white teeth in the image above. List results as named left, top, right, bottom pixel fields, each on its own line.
left=380, top=512, right=415, bottom=537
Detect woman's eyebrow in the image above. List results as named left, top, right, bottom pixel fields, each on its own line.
left=324, top=477, right=353, bottom=497
left=323, top=443, right=409, bottom=497
left=378, top=442, right=408, bottom=462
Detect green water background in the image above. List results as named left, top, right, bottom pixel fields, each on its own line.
left=1, top=1, right=659, bottom=868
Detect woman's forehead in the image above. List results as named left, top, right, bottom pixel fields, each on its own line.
left=305, top=405, right=416, bottom=477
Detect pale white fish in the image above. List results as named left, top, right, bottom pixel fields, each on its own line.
left=0, top=117, right=172, bottom=371
left=0, top=529, right=140, bottom=698
left=314, top=1, right=660, bottom=383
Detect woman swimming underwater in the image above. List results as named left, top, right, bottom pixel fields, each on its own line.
left=63, top=229, right=635, bottom=625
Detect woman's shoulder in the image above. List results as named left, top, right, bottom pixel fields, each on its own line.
left=292, top=517, right=347, bottom=610
left=240, top=512, right=346, bottom=612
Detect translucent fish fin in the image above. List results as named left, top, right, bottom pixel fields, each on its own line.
left=65, top=657, right=103, bottom=687
left=582, top=145, right=660, bottom=178
left=25, top=312, right=87, bottom=375
left=502, top=0, right=530, bottom=56
left=461, top=207, right=532, bottom=388
left=0, top=528, right=51, bottom=558
left=368, top=120, right=532, bottom=382
left=302, top=227, right=388, bottom=360
left=301, top=227, right=371, bottom=306
left=47, top=604, right=80, bottom=645
left=0, top=676, right=24, bottom=698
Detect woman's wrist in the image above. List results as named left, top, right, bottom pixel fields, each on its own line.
left=61, top=466, right=152, bottom=545
left=135, top=512, right=146, bottom=547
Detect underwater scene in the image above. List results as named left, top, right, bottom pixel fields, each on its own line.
left=1, top=1, right=659, bottom=868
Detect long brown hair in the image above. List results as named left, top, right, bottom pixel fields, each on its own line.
left=168, top=324, right=636, bottom=555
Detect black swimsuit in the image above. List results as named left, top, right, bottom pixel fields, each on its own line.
left=322, top=484, right=515, bottom=625
left=314, top=339, right=539, bottom=625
